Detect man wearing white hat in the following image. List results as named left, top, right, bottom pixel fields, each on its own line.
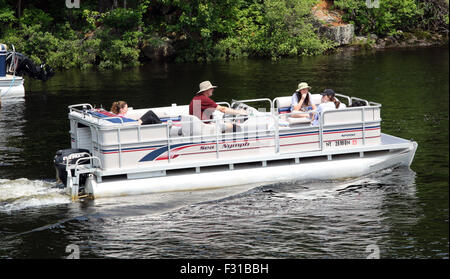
left=189, top=80, right=247, bottom=122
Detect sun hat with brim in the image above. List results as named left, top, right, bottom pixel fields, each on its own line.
left=197, top=80, right=218, bottom=94
left=296, top=82, right=311, bottom=92
left=320, top=89, right=336, bottom=97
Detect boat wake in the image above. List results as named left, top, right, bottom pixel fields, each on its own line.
left=0, top=178, right=69, bottom=213
left=274, top=167, right=416, bottom=201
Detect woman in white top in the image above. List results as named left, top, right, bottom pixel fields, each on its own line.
left=311, top=89, right=341, bottom=126
left=290, top=82, right=317, bottom=118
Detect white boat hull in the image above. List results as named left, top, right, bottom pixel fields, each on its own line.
left=85, top=139, right=417, bottom=198
left=0, top=75, right=25, bottom=100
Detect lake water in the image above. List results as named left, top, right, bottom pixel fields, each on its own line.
left=0, top=47, right=448, bottom=259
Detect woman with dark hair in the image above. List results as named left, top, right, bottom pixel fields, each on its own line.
left=290, top=82, right=317, bottom=118
left=111, top=101, right=128, bottom=116
left=311, top=89, right=340, bottom=126
left=111, top=101, right=161, bottom=125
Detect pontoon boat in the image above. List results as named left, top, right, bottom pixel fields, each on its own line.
left=55, top=94, right=418, bottom=199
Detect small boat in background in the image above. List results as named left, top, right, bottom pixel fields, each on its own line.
left=0, top=74, right=25, bottom=100
left=0, top=44, right=53, bottom=104
left=54, top=93, right=418, bottom=200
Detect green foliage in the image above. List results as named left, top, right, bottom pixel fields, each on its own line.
left=101, top=8, right=142, bottom=32
left=334, top=0, right=423, bottom=36
left=213, top=0, right=334, bottom=60
left=97, top=29, right=142, bottom=70
left=417, top=0, right=449, bottom=33
left=166, top=0, right=241, bottom=62
left=82, top=9, right=101, bottom=32
left=20, top=8, right=54, bottom=31
left=0, top=3, right=16, bottom=37
left=0, top=6, right=16, bottom=24
left=167, top=0, right=333, bottom=61
left=0, top=0, right=446, bottom=70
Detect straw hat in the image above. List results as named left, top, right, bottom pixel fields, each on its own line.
left=296, top=82, right=311, bottom=92
left=197, top=80, right=218, bottom=94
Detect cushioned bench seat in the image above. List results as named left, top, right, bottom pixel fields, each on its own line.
left=88, top=109, right=137, bottom=124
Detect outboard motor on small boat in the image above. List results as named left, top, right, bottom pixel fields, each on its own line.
left=5, top=50, right=54, bottom=81
left=54, top=148, right=91, bottom=187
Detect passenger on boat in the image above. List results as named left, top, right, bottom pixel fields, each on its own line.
left=189, top=80, right=247, bottom=123
left=111, top=101, right=161, bottom=125
left=111, top=101, right=128, bottom=117
left=311, top=89, right=340, bottom=126
left=290, top=82, right=317, bottom=118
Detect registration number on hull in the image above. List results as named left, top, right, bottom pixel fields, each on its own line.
left=326, top=139, right=358, bottom=147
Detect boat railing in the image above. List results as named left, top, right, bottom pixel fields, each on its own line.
left=64, top=152, right=102, bottom=186
left=350, top=96, right=369, bottom=106
left=73, top=155, right=102, bottom=172
left=68, top=104, right=94, bottom=113
left=69, top=104, right=129, bottom=125
left=68, top=96, right=382, bottom=169
left=230, top=98, right=274, bottom=113
left=89, top=112, right=282, bottom=168
left=216, top=101, right=231, bottom=108
left=92, top=122, right=169, bottom=167
left=335, top=93, right=352, bottom=106
left=369, top=101, right=382, bottom=107
left=320, top=104, right=381, bottom=150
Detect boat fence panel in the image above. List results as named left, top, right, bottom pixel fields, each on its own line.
left=321, top=106, right=382, bottom=149
left=94, top=124, right=170, bottom=169
left=76, top=126, right=93, bottom=151
left=322, top=106, right=381, bottom=125
left=65, top=98, right=383, bottom=175
left=278, top=126, right=321, bottom=154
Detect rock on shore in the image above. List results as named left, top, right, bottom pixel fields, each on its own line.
left=312, top=0, right=354, bottom=46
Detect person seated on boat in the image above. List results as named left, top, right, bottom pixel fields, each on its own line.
left=189, top=80, right=247, bottom=131
left=111, top=101, right=161, bottom=125
left=290, top=82, right=317, bottom=118
left=311, top=89, right=341, bottom=126
left=111, top=101, right=129, bottom=117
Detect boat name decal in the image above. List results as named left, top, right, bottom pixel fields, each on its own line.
left=199, top=142, right=251, bottom=150
left=222, top=142, right=250, bottom=149
left=200, top=145, right=215, bottom=151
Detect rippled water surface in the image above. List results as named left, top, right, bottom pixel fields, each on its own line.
left=0, top=47, right=448, bottom=259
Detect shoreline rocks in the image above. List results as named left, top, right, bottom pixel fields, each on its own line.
left=312, top=0, right=355, bottom=46
left=347, top=31, right=448, bottom=50
left=141, top=36, right=175, bottom=62
left=318, top=24, right=355, bottom=46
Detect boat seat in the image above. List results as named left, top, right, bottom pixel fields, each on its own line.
left=287, top=117, right=311, bottom=125
left=180, top=115, right=225, bottom=137
left=88, top=109, right=137, bottom=124
left=276, top=96, right=293, bottom=115
left=275, top=96, right=311, bottom=125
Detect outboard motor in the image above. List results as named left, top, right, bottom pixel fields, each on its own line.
left=5, top=50, right=54, bottom=81
left=54, top=148, right=91, bottom=187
